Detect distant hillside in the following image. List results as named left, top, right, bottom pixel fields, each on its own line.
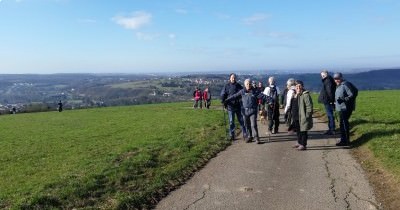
left=249, top=68, right=400, bottom=92
left=346, top=69, right=400, bottom=90
left=0, top=69, right=398, bottom=113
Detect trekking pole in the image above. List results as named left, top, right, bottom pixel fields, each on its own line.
left=222, top=104, right=229, bottom=141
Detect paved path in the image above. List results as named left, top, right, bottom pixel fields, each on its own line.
left=156, top=113, right=379, bottom=210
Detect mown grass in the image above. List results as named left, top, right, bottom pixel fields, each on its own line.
left=350, top=90, right=400, bottom=176
left=313, top=90, right=400, bottom=180
left=0, top=102, right=229, bottom=209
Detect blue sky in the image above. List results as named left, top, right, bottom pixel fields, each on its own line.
left=1, top=0, right=399, bottom=74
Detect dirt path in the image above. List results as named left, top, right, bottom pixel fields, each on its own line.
left=156, top=113, right=379, bottom=210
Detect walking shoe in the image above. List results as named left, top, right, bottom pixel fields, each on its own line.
left=292, top=144, right=301, bottom=148
left=245, top=138, right=251, bottom=143
left=323, top=130, right=335, bottom=135
left=297, top=145, right=306, bottom=150
left=336, top=141, right=349, bottom=146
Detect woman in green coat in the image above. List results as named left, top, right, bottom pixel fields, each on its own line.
left=291, top=80, right=313, bottom=150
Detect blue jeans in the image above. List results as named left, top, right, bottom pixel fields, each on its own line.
left=228, top=109, right=247, bottom=138
left=324, top=104, right=335, bottom=132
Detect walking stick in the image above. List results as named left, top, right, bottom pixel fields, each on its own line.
left=222, top=104, right=229, bottom=141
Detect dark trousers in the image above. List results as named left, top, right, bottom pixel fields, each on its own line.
left=267, top=105, right=279, bottom=132
left=293, top=120, right=308, bottom=146
left=339, top=110, right=353, bottom=143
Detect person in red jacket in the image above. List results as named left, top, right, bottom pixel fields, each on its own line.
left=203, top=86, right=211, bottom=109
left=193, top=87, right=203, bottom=109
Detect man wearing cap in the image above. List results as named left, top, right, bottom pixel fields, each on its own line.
left=318, top=70, right=336, bottom=135
left=333, top=72, right=355, bottom=146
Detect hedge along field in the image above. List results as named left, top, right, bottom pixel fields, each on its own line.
left=0, top=102, right=230, bottom=209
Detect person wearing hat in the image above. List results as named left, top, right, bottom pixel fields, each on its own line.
left=318, top=70, right=336, bottom=135
left=291, top=80, right=313, bottom=150
left=333, top=72, right=355, bottom=146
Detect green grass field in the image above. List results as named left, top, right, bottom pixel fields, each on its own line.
left=2, top=90, right=399, bottom=209
left=313, top=90, right=400, bottom=179
left=0, top=102, right=229, bottom=209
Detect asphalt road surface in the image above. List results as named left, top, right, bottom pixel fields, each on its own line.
left=156, top=112, right=379, bottom=210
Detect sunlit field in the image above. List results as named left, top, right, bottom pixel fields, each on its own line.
left=0, top=102, right=229, bottom=209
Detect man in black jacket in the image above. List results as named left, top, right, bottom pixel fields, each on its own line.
left=221, top=73, right=247, bottom=140
left=318, top=70, right=336, bottom=135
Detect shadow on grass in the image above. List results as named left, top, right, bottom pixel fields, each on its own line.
left=351, top=128, right=400, bottom=148
left=351, top=119, right=400, bottom=127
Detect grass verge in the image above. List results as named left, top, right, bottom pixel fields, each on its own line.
left=313, top=90, right=400, bottom=209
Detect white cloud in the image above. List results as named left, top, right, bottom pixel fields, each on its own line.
left=135, top=32, right=159, bottom=41
left=112, top=11, right=152, bottom=30
left=243, top=13, right=270, bottom=25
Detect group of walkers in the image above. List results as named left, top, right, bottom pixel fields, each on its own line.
left=218, top=70, right=357, bottom=150
left=192, top=86, right=212, bottom=109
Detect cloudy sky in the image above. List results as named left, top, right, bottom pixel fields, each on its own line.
left=0, top=0, right=399, bottom=74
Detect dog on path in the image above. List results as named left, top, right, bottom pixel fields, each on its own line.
left=259, top=109, right=267, bottom=125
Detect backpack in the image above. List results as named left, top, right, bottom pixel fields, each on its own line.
left=268, top=86, right=278, bottom=105
left=343, top=81, right=358, bottom=110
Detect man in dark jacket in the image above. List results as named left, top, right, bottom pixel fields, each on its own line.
left=224, top=79, right=271, bottom=144
left=221, top=73, right=247, bottom=140
left=318, top=70, right=336, bottom=135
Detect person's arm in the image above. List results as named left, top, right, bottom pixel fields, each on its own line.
left=220, top=85, right=227, bottom=103
left=284, top=89, right=294, bottom=113
left=304, top=93, right=313, bottom=118
left=225, top=89, right=243, bottom=102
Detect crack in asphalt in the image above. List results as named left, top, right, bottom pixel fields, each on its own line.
left=350, top=189, right=381, bottom=209
left=323, top=150, right=338, bottom=202
left=344, top=187, right=351, bottom=210
left=183, top=185, right=209, bottom=210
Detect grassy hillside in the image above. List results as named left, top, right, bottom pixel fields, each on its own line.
left=0, top=102, right=229, bottom=209
left=313, top=90, right=400, bottom=208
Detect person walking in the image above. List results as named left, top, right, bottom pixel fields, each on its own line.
left=334, top=72, right=356, bottom=146
left=193, top=87, right=203, bottom=109
left=291, top=80, right=313, bottom=150
left=203, top=86, right=212, bottom=109
left=263, top=76, right=281, bottom=134
left=318, top=70, right=336, bottom=135
left=224, top=79, right=271, bottom=144
left=257, top=81, right=265, bottom=112
left=58, top=100, right=63, bottom=112
left=284, top=78, right=296, bottom=133
left=220, top=73, right=247, bottom=141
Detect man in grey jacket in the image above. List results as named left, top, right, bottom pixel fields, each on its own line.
left=334, top=72, right=355, bottom=146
